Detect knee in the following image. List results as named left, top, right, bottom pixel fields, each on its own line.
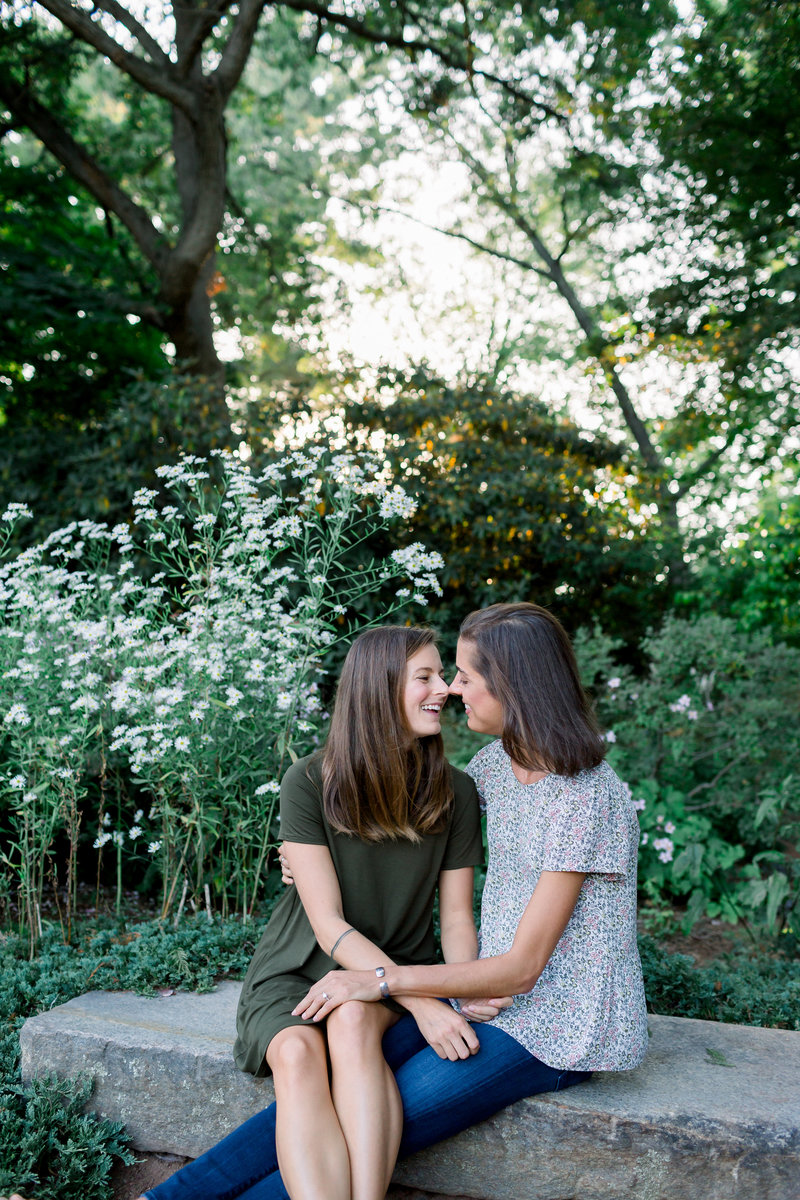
left=327, top=1000, right=381, bottom=1056
left=267, top=1028, right=325, bottom=1079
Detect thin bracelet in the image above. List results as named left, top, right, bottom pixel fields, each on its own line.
left=329, top=926, right=356, bottom=958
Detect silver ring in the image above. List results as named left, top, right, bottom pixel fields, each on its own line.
left=322, top=991, right=330, bottom=1001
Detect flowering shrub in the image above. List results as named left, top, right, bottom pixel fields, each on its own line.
left=0, top=449, right=443, bottom=944
left=576, top=614, right=800, bottom=931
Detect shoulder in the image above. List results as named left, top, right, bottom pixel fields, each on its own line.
left=281, top=754, right=322, bottom=796
left=463, top=740, right=506, bottom=807
left=448, top=763, right=480, bottom=804
left=464, top=738, right=505, bottom=781
left=545, top=761, right=633, bottom=817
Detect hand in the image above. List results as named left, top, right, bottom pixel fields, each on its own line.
left=278, top=843, right=294, bottom=886
left=459, top=996, right=514, bottom=1023
left=292, top=969, right=377, bottom=1020
left=402, top=997, right=480, bottom=1060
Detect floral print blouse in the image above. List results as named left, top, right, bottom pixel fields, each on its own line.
left=466, top=740, right=648, bottom=1072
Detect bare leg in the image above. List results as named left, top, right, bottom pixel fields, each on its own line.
left=266, top=1023, right=350, bottom=1200
left=327, top=1003, right=402, bottom=1200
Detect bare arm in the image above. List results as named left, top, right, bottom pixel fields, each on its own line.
left=437, top=867, right=478, bottom=963
left=293, top=870, right=586, bottom=1019
left=283, top=842, right=481, bottom=1059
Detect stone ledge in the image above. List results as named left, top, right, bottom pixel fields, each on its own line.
left=19, top=981, right=800, bottom=1200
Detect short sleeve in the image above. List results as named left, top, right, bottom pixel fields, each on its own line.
left=279, top=757, right=328, bottom=845
left=464, top=740, right=503, bottom=813
left=540, top=771, right=634, bottom=879
left=440, top=768, right=484, bottom=871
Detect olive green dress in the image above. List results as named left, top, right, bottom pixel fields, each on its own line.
left=234, top=754, right=483, bottom=1077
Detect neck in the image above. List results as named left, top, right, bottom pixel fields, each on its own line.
left=511, top=760, right=549, bottom=785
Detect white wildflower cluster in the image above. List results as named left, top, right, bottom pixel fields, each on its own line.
left=1, top=448, right=441, bottom=921
left=669, top=693, right=699, bottom=721
left=652, top=836, right=674, bottom=864
left=2, top=503, right=34, bottom=524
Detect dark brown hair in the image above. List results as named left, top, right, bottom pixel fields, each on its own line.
left=321, top=626, right=452, bottom=840
left=459, top=602, right=605, bottom=776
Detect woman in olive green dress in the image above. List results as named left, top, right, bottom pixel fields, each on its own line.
left=232, top=626, right=490, bottom=1200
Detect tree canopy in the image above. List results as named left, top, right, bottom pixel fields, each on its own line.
left=1, top=0, right=797, bottom=625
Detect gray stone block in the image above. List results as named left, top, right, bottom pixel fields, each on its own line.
left=20, top=985, right=800, bottom=1200
left=19, top=981, right=271, bottom=1157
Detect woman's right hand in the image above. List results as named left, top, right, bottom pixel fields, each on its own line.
left=402, top=996, right=480, bottom=1060
left=278, top=843, right=293, bottom=886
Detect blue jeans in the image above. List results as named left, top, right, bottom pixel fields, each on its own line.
left=144, top=1017, right=591, bottom=1200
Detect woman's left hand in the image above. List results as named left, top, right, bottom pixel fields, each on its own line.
left=292, top=969, right=376, bottom=1020
left=459, top=996, right=514, bottom=1022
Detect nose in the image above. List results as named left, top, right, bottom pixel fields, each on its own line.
left=448, top=674, right=461, bottom=695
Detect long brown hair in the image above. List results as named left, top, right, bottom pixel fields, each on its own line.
left=321, top=626, right=452, bottom=840
left=459, top=602, right=605, bottom=776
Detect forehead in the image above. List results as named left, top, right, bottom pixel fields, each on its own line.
left=406, top=645, right=443, bottom=673
left=455, top=638, right=479, bottom=672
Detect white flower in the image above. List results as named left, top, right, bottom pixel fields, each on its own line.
left=275, top=690, right=293, bottom=711
left=23, top=790, right=38, bottom=802
left=605, top=730, right=617, bottom=743
left=129, top=826, right=142, bottom=840
left=633, top=797, right=646, bottom=811
left=94, top=831, right=112, bottom=849
left=607, top=677, right=621, bottom=689
left=225, top=686, right=243, bottom=707
left=147, top=840, right=162, bottom=854
left=687, top=710, right=698, bottom=721
left=112, top=830, right=125, bottom=847
left=653, top=836, right=674, bottom=864
left=174, top=736, right=190, bottom=751
left=664, top=821, right=676, bottom=835
left=255, top=781, right=280, bottom=796
left=2, top=502, right=33, bottom=522
left=4, top=703, right=31, bottom=726
left=8, top=775, right=26, bottom=789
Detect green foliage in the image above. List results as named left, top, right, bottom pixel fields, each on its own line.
left=638, top=935, right=800, bottom=1031
left=0, top=157, right=166, bottom=423
left=286, top=372, right=666, bottom=648
left=0, top=371, right=232, bottom=548
left=0, top=913, right=271, bottom=1200
left=683, top=477, right=800, bottom=647
left=576, top=614, right=800, bottom=930
left=0, top=1073, right=134, bottom=1200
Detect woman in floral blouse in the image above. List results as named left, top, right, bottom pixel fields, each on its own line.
left=124, top=600, right=646, bottom=1200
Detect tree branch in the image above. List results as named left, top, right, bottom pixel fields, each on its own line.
left=0, top=78, right=168, bottom=273
left=685, top=753, right=747, bottom=806
left=271, top=0, right=566, bottom=123
left=88, top=0, right=171, bottom=69
left=214, top=0, right=270, bottom=101
left=36, top=0, right=194, bottom=114
left=453, top=136, right=665, bottom=474
left=342, top=194, right=552, bottom=279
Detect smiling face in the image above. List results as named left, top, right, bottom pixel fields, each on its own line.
left=402, top=645, right=450, bottom=738
left=450, top=637, right=504, bottom=737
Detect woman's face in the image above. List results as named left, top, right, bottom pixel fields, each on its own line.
left=403, top=645, right=450, bottom=738
left=450, top=638, right=504, bottom=736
